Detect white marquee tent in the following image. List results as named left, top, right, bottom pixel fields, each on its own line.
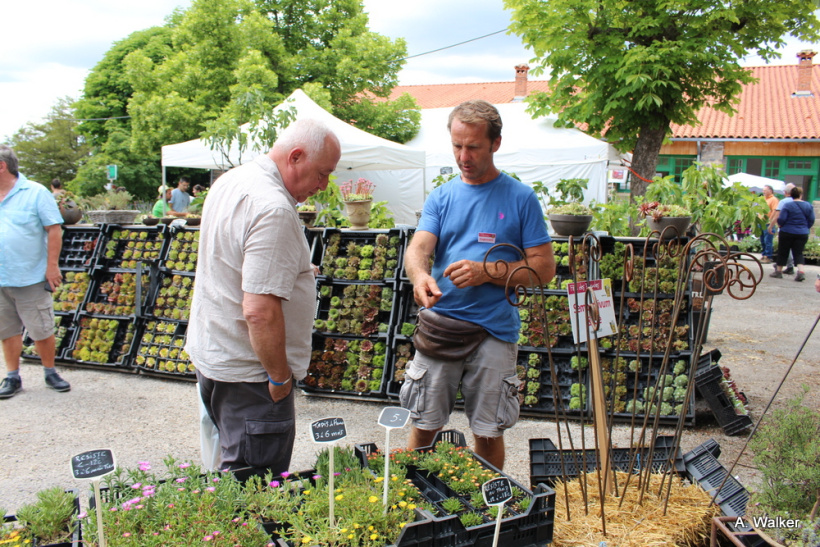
left=404, top=102, right=615, bottom=205
left=724, top=172, right=786, bottom=194
left=161, top=89, right=427, bottom=224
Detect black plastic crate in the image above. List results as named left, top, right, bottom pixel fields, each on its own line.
left=146, top=271, right=195, bottom=321
left=517, top=289, right=578, bottom=350
left=161, top=227, right=200, bottom=273
left=80, top=268, right=153, bottom=319
left=393, top=281, right=419, bottom=340
left=133, top=320, right=195, bottom=378
left=695, top=364, right=753, bottom=436
left=51, top=270, right=92, bottom=315
left=682, top=440, right=751, bottom=518
left=60, top=225, right=101, bottom=271
left=355, top=430, right=555, bottom=547
left=96, top=225, right=168, bottom=270
left=518, top=349, right=588, bottom=415
left=65, top=316, right=137, bottom=368
left=615, top=295, right=692, bottom=354
left=313, top=281, right=395, bottom=337
left=22, top=315, right=77, bottom=362
left=598, top=351, right=695, bottom=424
left=385, top=337, right=415, bottom=398
left=298, top=333, right=390, bottom=399
left=529, top=435, right=685, bottom=488
left=316, top=228, right=404, bottom=282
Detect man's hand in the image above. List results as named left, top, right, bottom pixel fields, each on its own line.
left=268, top=379, right=293, bottom=403
left=413, top=275, right=442, bottom=308
left=45, top=264, right=62, bottom=292
left=443, top=260, right=486, bottom=289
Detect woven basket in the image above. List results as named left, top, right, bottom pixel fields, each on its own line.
left=86, top=210, right=141, bottom=225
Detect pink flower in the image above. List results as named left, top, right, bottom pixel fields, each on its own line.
left=176, top=477, right=187, bottom=483
left=203, top=535, right=213, bottom=541
left=179, top=462, right=191, bottom=469
left=131, top=483, right=142, bottom=489
left=280, top=471, right=291, bottom=479
left=269, top=481, right=280, bottom=488
left=206, top=487, right=216, bottom=492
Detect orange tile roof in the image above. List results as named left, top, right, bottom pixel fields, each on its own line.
left=389, top=80, right=551, bottom=109
left=391, top=64, right=819, bottom=140
left=670, top=64, right=819, bottom=140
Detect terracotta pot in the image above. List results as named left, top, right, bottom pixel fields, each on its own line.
left=60, top=202, right=83, bottom=225
left=647, top=216, right=690, bottom=239
left=548, top=214, right=592, bottom=237
left=343, top=199, right=372, bottom=230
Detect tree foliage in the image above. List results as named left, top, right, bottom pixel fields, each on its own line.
left=71, top=0, right=418, bottom=199
left=9, top=97, right=90, bottom=187
left=505, top=0, right=820, bottom=197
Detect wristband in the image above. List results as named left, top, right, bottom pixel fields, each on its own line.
left=268, top=374, right=292, bottom=386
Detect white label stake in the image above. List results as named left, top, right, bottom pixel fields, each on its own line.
left=482, top=477, right=513, bottom=547
left=377, top=407, right=411, bottom=514
left=310, top=417, right=347, bottom=527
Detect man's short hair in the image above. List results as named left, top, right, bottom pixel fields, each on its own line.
left=178, top=176, right=191, bottom=186
left=785, top=183, right=796, bottom=193
left=274, top=119, right=337, bottom=158
left=447, top=100, right=502, bottom=142
left=763, top=184, right=773, bottom=193
left=0, top=145, right=19, bottom=176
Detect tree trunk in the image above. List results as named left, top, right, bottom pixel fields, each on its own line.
left=629, top=125, right=668, bottom=198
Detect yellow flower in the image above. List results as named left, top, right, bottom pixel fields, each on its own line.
left=368, top=495, right=379, bottom=503
left=398, top=501, right=407, bottom=508
left=335, top=494, right=344, bottom=501
left=340, top=529, right=347, bottom=533
left=353, top=523, right=361, bottom=529
left=391, top=475, right=398, bottom=481
left=370, top=533, right=378, bottom=540
left=368, top=525, right=374, bottom=531
left=303, top=490, right=311, bottom=495
left=399, top=522, right=406, bottom=529
left=408, top=503, right=416, bottom=510
left=375, top=476, right=384, bottom=483
left=347, top=534, right=354, bottom=539
left=301, top=536, right=312, bottom=544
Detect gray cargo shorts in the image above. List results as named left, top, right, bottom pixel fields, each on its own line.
left=0, top=283, right=56, bottom=341
left=399, top=335, right=519, bottom=438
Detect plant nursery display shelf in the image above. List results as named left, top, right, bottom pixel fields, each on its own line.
left=41, top=225, right=715, bottom=426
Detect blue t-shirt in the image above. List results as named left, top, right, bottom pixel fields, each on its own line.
left=417, top=172, right=551, bottom=342
left=0, top=174, right=64, bottom=287
left=171, top=188, right=191, bottom=212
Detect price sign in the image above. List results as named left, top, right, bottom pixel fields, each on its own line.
left=71, top=449, right=116, bottom=480
left=482, top=477, right=513, bottom=506
left=310, top=417, right=347, bottom=444
left=566, top=279, right=618, bottom=344
left=378, top=407, right=410, bottom=429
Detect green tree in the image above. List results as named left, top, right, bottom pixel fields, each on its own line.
left=8, top=97, right=90, bottom=187
left=505, top=0, right=820, bottom=197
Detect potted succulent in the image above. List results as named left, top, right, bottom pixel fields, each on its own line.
left=1, top=487, right=78, bottom=546
left=638, top=201, right=692, bottom=239
left=55, top=192, right=83, bottom=225
left=297, top=204, right=318, bottom=227
left=79, top=190, right=140, bottom=225
left=541, top=178, right=596, bottom=237
left=338, top=178, right=375, bottom=230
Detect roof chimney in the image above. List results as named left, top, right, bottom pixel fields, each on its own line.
left=514, top=64, right=530, bottom=101
left=794, top=50, right=816, bottom=97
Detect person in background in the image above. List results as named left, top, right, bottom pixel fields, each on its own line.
left=401, top=100, right=555, bottom=470
left=152, top=187, right=186, bottom=218
left=192, top=184, right=205, bottom=197
left=0, top=145, right=71, bottom=399
left=170, top=176, right=192, bottom=213
left=769, top=183, right=796, bottom=274
left=770, top=186, right=815, bottom=282
left=760, top=184, right=778, bottom=264
left=186, top=119, right=340, bottom=473
left=50, top=178, right=66, bottom=198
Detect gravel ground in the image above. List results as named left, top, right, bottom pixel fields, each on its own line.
left=2, top=256, right=818, bottom=515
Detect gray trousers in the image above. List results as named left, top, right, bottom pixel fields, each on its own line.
left=196, top=370, right=295, bottom=475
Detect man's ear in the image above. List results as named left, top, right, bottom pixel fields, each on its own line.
left=491, top=136, right=501, bottom=154
left=288, top=148, right=304, bottom=166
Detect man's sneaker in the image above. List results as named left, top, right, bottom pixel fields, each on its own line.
left=0, top=377, right=22, bottom=399
left=795, top=272, right=806, bottom=282
left=784, top=267, right=795, bottom=275
left=760, top=257, right=772, bottom=264
left=45, top=373, right=71, bottom=392
left=769, top=270, right=783, bottom=278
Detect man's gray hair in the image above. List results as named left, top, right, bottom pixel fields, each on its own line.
left=274, top=118, right=338, bottom=157
left=0, top=145, right=19, bottom=176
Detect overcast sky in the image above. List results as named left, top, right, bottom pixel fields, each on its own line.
left=1, top=0, right=816, bottom=142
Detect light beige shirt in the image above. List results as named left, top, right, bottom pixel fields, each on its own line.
left=186, top=154, right=315, bottom=382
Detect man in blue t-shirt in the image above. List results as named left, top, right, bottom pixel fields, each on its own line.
left=401, top=100, right=555, bottom=470
left=170, top=176, right=191, bottom=213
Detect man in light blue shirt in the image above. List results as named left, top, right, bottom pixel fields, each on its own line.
left=0, top=145, right=71, bottom=398
left=170, top=176, right=192, bottom=213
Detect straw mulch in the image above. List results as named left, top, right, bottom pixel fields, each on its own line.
left=551, top=471, right=719, bottom=546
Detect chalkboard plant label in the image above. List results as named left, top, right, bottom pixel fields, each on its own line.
left=71, top=449, right=116, bottom=480
left=310, top=417, right=347, bottom=443
left=482, top=477, right=512, bottom=506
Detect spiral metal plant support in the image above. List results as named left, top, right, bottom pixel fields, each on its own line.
left=484, top=225, right=765, bottom=536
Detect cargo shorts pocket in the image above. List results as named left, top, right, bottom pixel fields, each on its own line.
left=496, top=374, right=521, bottom=431
left=243, top=419, right=295, bottom=469
left=399, top=360, right=427, bottom=419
